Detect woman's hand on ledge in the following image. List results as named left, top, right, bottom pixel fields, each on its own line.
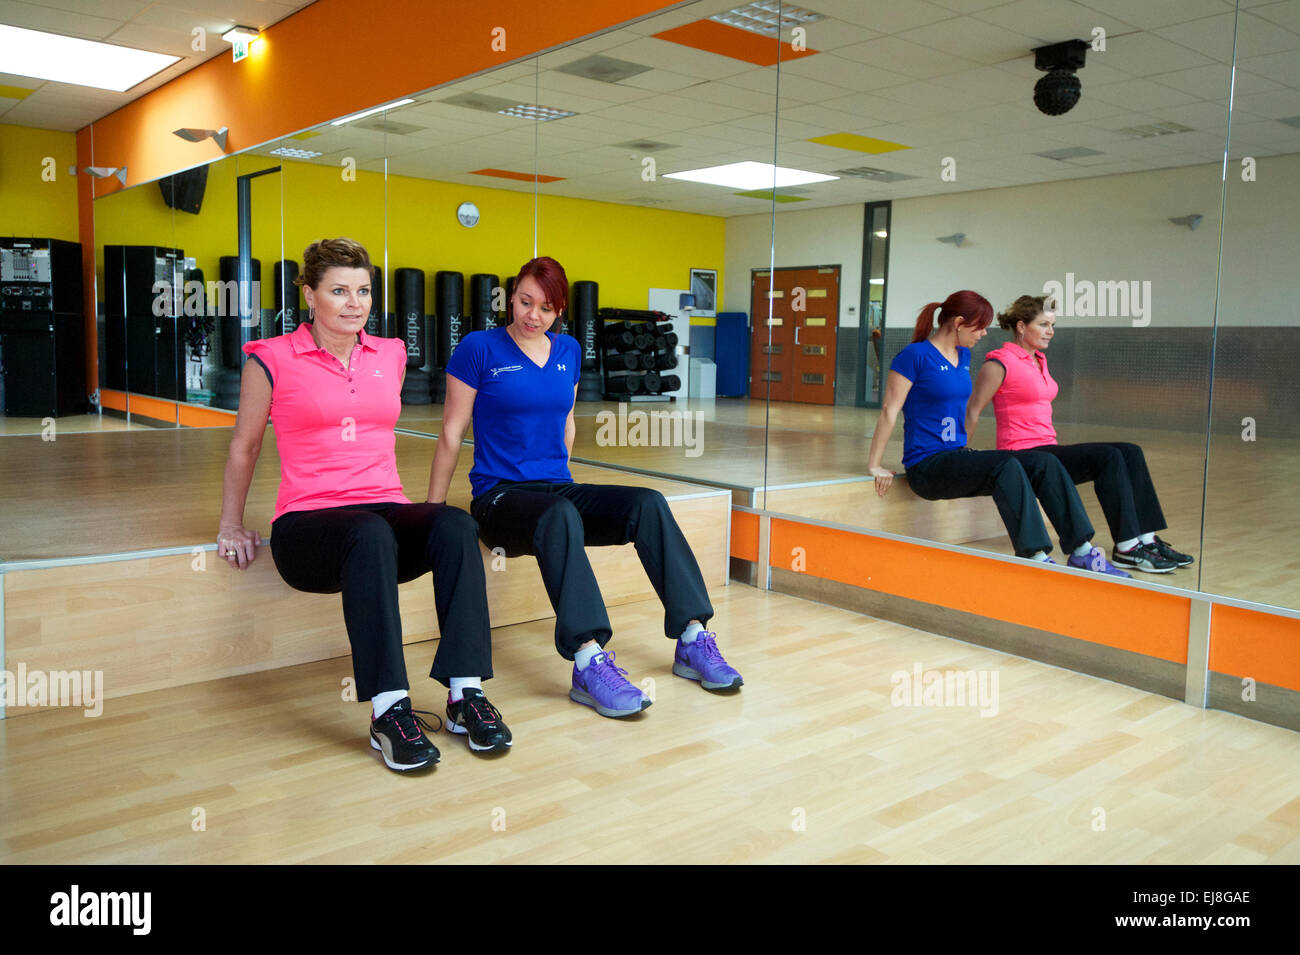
left=217, top=522, right=262, bottom=570
left=869, top=466, right=895, bottom=497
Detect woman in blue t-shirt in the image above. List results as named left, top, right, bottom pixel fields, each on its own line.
left=427, top=256, right=743, bottom=721
left=866, top=290, right=1127, bottom=573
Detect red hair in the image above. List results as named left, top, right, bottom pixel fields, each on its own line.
left=513, top=256, right=568, bottom=317
left=911, top=290, right=993, bottom=343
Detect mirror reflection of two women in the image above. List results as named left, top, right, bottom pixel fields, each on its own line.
left=217, top=239, right=741, bottom=774
left=868, top=290, right=1191, bottom=575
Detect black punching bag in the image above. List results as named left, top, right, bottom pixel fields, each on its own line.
left=431, top=270, right=465, bottom=403
left=214, top=255, right=261, bottom=410
left=396, top=268, right=430, bottom=405
left=572, top=280, right=602, bottom=401
left=470, top=273, right=499, bottom=332
left=274, top=260, right=301, bottom=335
left=366, top=272, right=389, bottom=338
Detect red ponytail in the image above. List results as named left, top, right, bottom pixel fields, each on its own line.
left=911, top=290, right=993, bottom=343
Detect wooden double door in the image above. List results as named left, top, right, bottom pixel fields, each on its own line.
left=749, top=265, right=840, bottom=404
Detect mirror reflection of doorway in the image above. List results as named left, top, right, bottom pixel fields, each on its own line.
left=749, top=265, right=841, bottom=405
left=860, top=202, right=890, bottom=408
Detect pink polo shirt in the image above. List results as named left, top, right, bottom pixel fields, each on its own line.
left=243, top=323, right=411, bottom=522
left=986, top=342, right=1058, bottom=451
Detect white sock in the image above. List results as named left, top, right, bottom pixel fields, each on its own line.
left=449, top=677, right=481, bottom=702
left=371, top=689, right=407, bottom=718
left=1072, top=541, right=1095, bottom=558
left=1030, top=551, right=1050, bottom=562
left=1117, top=537, right=1141, bottom=552
left=679, top=622, right=705, bottom=643
left=575, top=643, right=603, bottom=670
left=1140, top=532, right=1157, bottom=545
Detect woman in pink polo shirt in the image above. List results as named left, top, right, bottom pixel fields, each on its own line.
left=216, top=238, right=508, bottom=774
left=966, top=294, right=1193, bottom=574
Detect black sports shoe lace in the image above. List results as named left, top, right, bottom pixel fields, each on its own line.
left=384, top=705, right=442, bottom=741
left=463, top=697, right=501, bottom=726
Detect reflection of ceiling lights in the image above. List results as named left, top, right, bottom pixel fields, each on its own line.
left=665, top=161, right=836, bottom=190
left=834, top=166, right=918, bottom=183
left=874, top=230, right=888, bottom=238
left=868, top=278, right=885, bottom=285
left=331, top=100, right=416, bottom=125
left=710, top=2, right=825, bottom=37
left=498, top=104, right=576, bottom=121
left=270, top=146, right=323, bottom=159
left=0, top=24, right=179, bottom=92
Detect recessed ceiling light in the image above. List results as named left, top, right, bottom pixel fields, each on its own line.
left=0, top=24, right=179, bottom=92
left=1114, top=121, right=1194, bottom=138
left=498, top=104, right=576, bottom=121
left=269, top=147, right=323, bottom=159
left=331, top=100, right=416, bottom=125
left=711, top=2, right=825, bottom=37
left=665, top=161, right=836, bottom=190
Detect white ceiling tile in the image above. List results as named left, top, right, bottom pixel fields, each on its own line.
left=896, top=16, right=1043, bottom=65
left=1236, top=49, right=1300, bottom=86
left=1101, top=32, right=1220, bottom=76
left=827, top=36, right=984, bottom=79
left=1151, top=62, right=1276, bottom=100
left=1155, top=12, right=1299, bottom=64
left=1078, top=0, right=1235, bottom=29
left=0, top=0, right=120, bottom=38
left=776, top=51, right=915, bottom=90
left=1250, top=0, right=1300, bottom=33
left=1233, top=86, right=1300, bottom=117
left=974, top=0, right=1143, bottom=39
left=797, top=16, right=881, bottom=52
left=1084, top=77, right=1202, bottom=111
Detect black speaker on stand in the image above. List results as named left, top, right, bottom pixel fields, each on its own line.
left=572, top=280, right=602, bottom=401
left=395, top=268, right=430, bottom=405
left=430, top=270, right=464, bottom=404
left=213, top=254, right=261, bottom=410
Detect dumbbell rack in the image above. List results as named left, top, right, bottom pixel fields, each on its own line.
left=598, top=307, right=682, bottom=402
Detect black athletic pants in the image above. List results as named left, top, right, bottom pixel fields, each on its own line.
left=905, top=448, right=1095, bottom=557
left=470, top=482, right=713, bottom=661
left=269, top=502, right=493, bottom=700
left=1028, top=442, right=1167, bottom=543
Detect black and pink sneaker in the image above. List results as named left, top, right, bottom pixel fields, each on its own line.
left=369, top=697, right=440, bottom=772
left=446, top=687, right=512, bottom=753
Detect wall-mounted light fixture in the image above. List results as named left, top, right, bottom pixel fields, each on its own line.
left=173, top=127, right=229, bottom=151
left=937, top=233, right=967, bottom=247
left=1169, top=214, right=1203, bottom=231
left=222, top=25, right=259, bottom=62
left=82, top=166, right=128, bottom=184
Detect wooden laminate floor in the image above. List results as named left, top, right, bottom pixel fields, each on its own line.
left=2, top=584, right=1297, bottom=864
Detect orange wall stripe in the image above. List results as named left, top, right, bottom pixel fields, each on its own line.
left=731, top=510, right=760, bottom=562
left=653, top=20, right=819, bottom=67
left=767, top=516, right=1190, bottom=662
left=178, top=404, right=236, bottom=428
left=126, top=394, right=178, bottom=424
left=1210, top=604, right=1300, bottom=692
left=99, top=389, right=127, bottom=412
left=77, top=0, right=682, bottom=193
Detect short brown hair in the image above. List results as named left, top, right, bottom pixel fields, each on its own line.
left=295, top=238, right=373, bottom=290
left=997, top=294, right=1056, bottom=333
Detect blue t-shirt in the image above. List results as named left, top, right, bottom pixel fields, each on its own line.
left=890, top=340, right=972, bottom=469
left=445, top=327, right=582, bottom=498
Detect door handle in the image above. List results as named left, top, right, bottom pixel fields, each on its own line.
left=795, top=325, right=800, bottom=345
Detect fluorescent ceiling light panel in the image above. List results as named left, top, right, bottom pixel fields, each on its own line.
left=498, top=104, right=576, bottom=121
left=0, top=24, right=179, bottom=92
left=270, top=147, right=323, bottom=159
left=711, top=2, right=825, bottom=37
left=665, top=161, right=836, bottom=190
left=331, top=99, right=416, bottom=125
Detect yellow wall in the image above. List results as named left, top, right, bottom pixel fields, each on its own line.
left=0, top=124, right=80, bottom=242
left=89, top=156, right=724, bottom=315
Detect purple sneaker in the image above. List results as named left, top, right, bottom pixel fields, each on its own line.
left=1067, top=546, right=1131, bottom=578
left=570, top=650, right=650, bottom=718
left=673, top=631, right=743, bottom=690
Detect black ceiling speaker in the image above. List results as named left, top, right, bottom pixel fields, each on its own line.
left=159, top=165, right=209, bottom=214
left=1032, top=40, right=1088, bottom=116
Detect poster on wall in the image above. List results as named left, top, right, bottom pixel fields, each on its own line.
left=689, top=268, right=717, bottom=318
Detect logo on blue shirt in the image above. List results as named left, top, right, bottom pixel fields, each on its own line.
left=490, top=364, right=524, bottom=377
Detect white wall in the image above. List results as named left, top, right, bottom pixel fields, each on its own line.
left=724, top=153, right=1300, bottom=330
